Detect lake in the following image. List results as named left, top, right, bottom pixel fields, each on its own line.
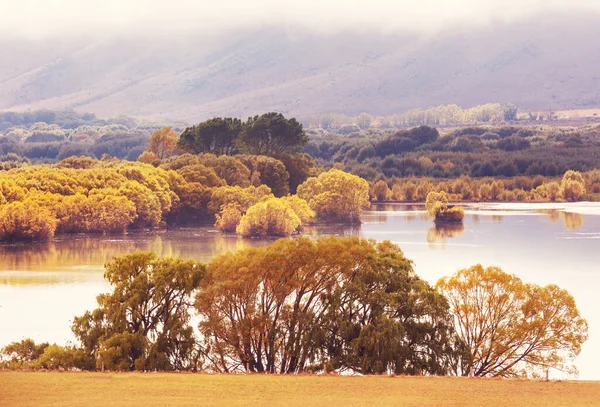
left=0, top=202, right=599, bottom=379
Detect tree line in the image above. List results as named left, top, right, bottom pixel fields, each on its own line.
left=2, top=109, right=600, bottom=192
left=368, top=170, right=594, bottom=203
left=0, top=154, right=370, bottom=241
left=0, top=237, right=587, bottom=378
left=298, top=103, right=519, bottom=131
left=307, top=124, right=600, bottom=181
left=0, top=110, right=170, bottom=162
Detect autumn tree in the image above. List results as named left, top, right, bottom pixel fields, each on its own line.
left=146, top=127, right=179, bottom=160
left=214, top=203, right=243, bottom=233
left=176, top=164, right=226, bottom=187
left=278, top=153, right=316, bottom=194
left=502, top=103, right=518, bottom=121
left=72, top=252, right=205, bottom=371
left=561, top=170, right=586, bottom=201
left=437, top=265, right=588, bottom=377
left=0, top=199, right=58, bottom=240
left=280, top=195, right=315, bottom=224
left=370, top=180, right=390, bottom=201
left=57, top=192, right=137, bottom=233
left=208, top=185, right=273, bottom=215
left=160, top=153, right=251, bottom=187
left=535, top=181, right=561, bottom=201
left=297, top=169, right=370, bottom=224
left=196, top=237, right=462, bottom=374
left=238, top=112, right=308, bottom=157
left=236, top=198, right=311, bottom=237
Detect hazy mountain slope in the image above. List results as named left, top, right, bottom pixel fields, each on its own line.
left=1, top=13, right=600, bottom=122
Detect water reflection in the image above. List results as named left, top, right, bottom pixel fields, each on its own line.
left=538, top=210, right=585, bottom=231
left=491, top=215, right=504, bottom=223
left=561, top=212, right=585, bottom=231
left=0, top=229, right=268, bottom=286
left=426, top=223, right=466, bottom=247
left=544, top=209, right=561, bottom=224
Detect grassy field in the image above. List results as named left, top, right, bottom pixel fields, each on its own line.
left=0, top=372, right=599, bottom=407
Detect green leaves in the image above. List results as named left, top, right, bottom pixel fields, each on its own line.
left=178, top=118, right=242, bottom=156
left=178, top=113, right=308, bottom=158
left=73, top=252, right=206, bottom=371
left=238, top=113, right=308, bottom=157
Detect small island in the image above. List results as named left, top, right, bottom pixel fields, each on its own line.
left=425, top=191, right=465, bottom=224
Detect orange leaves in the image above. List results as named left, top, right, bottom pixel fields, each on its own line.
left=147, top=127, right=178, bottom=160
left=196, top=236, right=455, bottom=374
left=437, top=265, right=588, bottom=377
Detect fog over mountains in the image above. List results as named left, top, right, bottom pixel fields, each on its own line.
left=1, top=12, right=599, bottom=122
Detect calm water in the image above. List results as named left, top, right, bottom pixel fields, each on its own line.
left=0, top=203, right=599, bottom=379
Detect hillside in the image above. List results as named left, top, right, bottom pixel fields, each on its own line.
left=1, top=13, right=600, bottom=122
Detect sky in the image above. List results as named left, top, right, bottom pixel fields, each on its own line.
left=3, top=0, right=600, bottom=38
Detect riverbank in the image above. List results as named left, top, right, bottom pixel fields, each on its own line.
left=1, top=372, right=598, bottom=407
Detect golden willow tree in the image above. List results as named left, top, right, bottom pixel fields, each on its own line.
left=196, top=237, right=462, bottom=374
left=437, top=265, right=588, bottom=378
left=297, top=169, right=370, bottom=224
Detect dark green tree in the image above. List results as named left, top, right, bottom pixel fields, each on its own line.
left=279, top=153, right=316, bottom=194
left=237, top=155, right=290, bottom=196
left=178, top=117, right=242, bottom=155
left=321, top=240, right=465, bottom=375
left=237, top=112, right=308, bottom=157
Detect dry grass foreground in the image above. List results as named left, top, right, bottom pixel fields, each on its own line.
left=1, top=373, right=599, bottom=407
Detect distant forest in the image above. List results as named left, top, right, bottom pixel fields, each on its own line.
left=1, top=108, right=600, bottom=182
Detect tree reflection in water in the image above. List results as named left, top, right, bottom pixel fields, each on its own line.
left=539, top=210, right=584, bottom=231
left=0, top=230, right=267, bottom=286
left=560, top=211, right=585, bottom=231
left=426, top=223, right=466, bottom=247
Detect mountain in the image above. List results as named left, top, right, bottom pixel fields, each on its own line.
left=1, top=13, right=600, bottom=122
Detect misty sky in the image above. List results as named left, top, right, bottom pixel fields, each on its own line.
left=3, top=0, right=600, bottom=37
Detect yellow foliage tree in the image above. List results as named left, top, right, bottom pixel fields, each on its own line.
left=370, top=180, right=390, bottom=201
left=297, top=169, right=369, bottom=224
left=561, top=170, right=586, bottom=202
left=437, top=265, right=588, bottom=377
left=214, top=203, right=243, bottom=233
left=280, top=195, right=315, bottom=224
left=208, top=185, right=273, bottom=215
left=236, top=197, right=301, bottom=237
left=0, top=200, right=58, bottom=241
